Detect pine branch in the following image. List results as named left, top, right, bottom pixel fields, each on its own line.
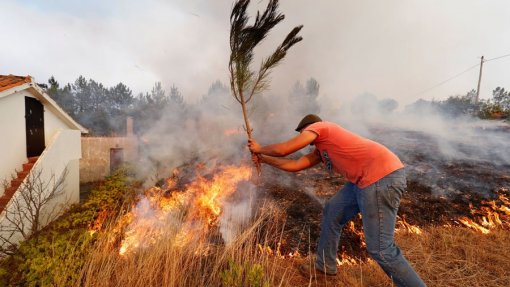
left=229, top=0, right=303, bottom=175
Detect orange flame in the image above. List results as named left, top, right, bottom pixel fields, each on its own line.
left=397, top=216, right=423, bottom=235
left=118, top=165, right=252, bottom=256
left=256, top=243, right=302, bottom=259
left=88, top=209, right=109, bottom=236
left=336, top=251, right=358, bottom=266
left=452, top=188, right=510, bottom=234
left=458, top=217, right=490, bottom=234
left=346, top=220, right=367, bottom=247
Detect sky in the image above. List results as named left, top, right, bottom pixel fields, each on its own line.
left=1, top=0, right=510, bottom=106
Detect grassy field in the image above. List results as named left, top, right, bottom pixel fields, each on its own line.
left=79, top=209, right=510, bottom=287
left=1, top=170, right=509, bottom=287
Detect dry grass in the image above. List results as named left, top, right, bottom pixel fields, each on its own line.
left=398, top=226, right=510, bottom=287
left=79, top=204, right=292, bottom=286
left=79, top=207, right=510, bottom=287
left=280, top=226, right=510, bottom=287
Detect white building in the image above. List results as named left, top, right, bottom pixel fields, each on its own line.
left=0, top=75, right=87, bottom=248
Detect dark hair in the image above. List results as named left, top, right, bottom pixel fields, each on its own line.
left=295, top=114, right=322, bottom=132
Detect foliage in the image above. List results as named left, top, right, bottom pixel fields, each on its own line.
left=479, top=87, right=510, bottom=119
left=407, top=87, right=510, bottom=120
left=0, top=169, right=136, bottom=286
left=438, top=89, right=477, bottom=117
left=492, top=87, right=510, bottom=111
left=0, top=167, right=68, bottom=255
left=229, top=0, right=302, bottom=133
left=13, top=229, right=93, bottom=286
left=229, top=0, right=303, bottom=174
left=45, top=76, right=188, bottom=136
left=220, top=259, right=270, bottom=287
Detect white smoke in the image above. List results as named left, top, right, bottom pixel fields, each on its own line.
left=219, top=182, right=257, bottom=244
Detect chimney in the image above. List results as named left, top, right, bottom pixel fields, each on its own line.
left=126, top=116, right=134, bottom=137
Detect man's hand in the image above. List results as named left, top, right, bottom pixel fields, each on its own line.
left=252, top=153, right=262, bottom=165
left=248, top=139, right=262, bottom=154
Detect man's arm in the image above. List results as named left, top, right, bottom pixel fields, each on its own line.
left=248, top=131, right=317, bottom=157
left=257, top=149, right=321, bottom=172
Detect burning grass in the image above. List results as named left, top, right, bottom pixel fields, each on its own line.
left=79, top=202, right=290, bottom=286
left=79, top=209, right=510, bottom=287
left=76, top=164, right=510, bottom=287
left=1, top=157, right=509, bottom=286
left=117, top=165, right=253, bottom=256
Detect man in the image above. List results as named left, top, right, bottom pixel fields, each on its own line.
left=248, top=114, right=426, bottom=287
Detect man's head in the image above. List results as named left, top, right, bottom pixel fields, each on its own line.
left=295, top=114, right=322, bottom=132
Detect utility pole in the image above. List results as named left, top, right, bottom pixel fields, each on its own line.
left=475, top=55, right=484, bottom=104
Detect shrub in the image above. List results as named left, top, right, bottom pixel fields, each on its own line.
left=220, top=259, right=270, bottom=287
left=0, top=168, right=136, bottom=286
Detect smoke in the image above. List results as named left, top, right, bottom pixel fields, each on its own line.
left=4, top=0, right=510, bottom=104
left=316, top=93, right=510, bottom=197
left=118, top=66, right=509, bottom=257
left=135, top=63, right=509, bottom=199
left=4, top=0, right=509, bottom=256
left=219, top=181, right=257, bottom=244
left=303, top=186, right=325, bottom=207
left=134, top=87, right=247, bottom=184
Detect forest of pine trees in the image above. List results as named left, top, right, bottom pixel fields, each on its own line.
left=41, top=75, right=507, bottom=137
left=41, top=76, right=324, bottom=136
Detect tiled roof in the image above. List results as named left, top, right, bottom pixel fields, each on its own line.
left=0, top=75, right=32, bottom=92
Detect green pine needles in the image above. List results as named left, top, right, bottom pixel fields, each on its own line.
left=229, top=0, right=303, bottom=173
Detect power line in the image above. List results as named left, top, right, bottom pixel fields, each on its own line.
left=485, top=53, right=510, bottom=62
left=412, top=51, right=510, bottom=97
left=413, top=63, right=479, bottom=97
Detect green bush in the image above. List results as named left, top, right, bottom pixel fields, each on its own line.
left=479, top=101, right=508, bottom=119
left=220, top=259, right=270, bottom=287
left=0, top=168, right=137, bottom=286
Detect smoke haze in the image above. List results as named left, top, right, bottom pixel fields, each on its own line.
left=4, top=0, right=508, bottom=245
left=2, top=0, right=510, bottom=104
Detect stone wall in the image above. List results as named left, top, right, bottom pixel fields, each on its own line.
left=80, top=136, right=138, bottom=183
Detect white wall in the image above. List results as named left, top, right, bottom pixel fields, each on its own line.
left=0, top=87, right=84, bottom=249
left=37, top=131, right=81, bottom=226
left=44, top=104, right=70, bottom=144
left=0, top=91, right=27, bottom=196
left=0, top=89, right=81, bottom=196
left=0, top=130, right=81, bottom=245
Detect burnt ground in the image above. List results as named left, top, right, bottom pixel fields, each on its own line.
left=152, top=124, right=509, bottom=262
left=255, top=167, right=368, bottom=258
left=250, top=125, right=510, bottom=260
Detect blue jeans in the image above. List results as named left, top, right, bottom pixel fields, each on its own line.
left=316, top=169, right=426, bottom=287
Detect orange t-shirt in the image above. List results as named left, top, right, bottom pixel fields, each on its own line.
left=305, top=122, right=404, bottom=188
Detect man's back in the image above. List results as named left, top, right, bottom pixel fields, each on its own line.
left=305, top=121, right=403, bottom=188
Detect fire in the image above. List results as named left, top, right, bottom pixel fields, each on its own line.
left=187, top=166, right=252, bottom=226
left=118, top=165, right=252, bottom=256
left=88, top=209, right=108, bottom=236
left=347, top=220, right=366, bottom=247
left=396, top=216, right=423, bottom=235
left=457, top=189, right=510, bottom=234
left=336, top=250, right=358, bottom=266
left=458, top=217, right=490, bottom=234
left=256, top=243, right=302, bottom=259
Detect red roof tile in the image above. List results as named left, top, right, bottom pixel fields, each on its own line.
left=0, top=75, right=32, bottom=92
